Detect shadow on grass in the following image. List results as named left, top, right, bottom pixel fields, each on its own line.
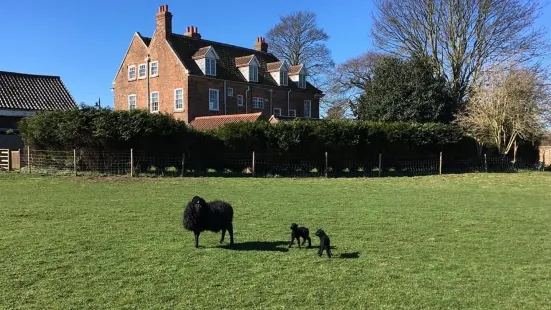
left=218, top=241, right=289, bottom=252
left=339, top=251, right=360, bottom=259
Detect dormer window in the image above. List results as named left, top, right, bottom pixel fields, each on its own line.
left=299, top=74, right=306, bottom=89
left=250, top=65, right=258, bottom=82
left=206, top=58, right=216, bottom=76
left=267, top=61, right=289, bottom=87
left=192, top=46, right=220, bottom=77
left=235, top=55, right=260, bottom=83
left=288, top=64, right=307, bottom=89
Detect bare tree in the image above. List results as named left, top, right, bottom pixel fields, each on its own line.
left=455, top=63, right=550, bottom=161
left=371, top=0, right=549, bottom=107
left=266, top=11, right=334, bottom=85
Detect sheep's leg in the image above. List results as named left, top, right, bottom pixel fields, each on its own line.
left=227, top=223, right=234, bottom=245
left=220, top=229, right=226, bottom=244
left=194, top=231, right=200, bottom=248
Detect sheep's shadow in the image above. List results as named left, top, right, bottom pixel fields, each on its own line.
left=218, top=241, right=289, bottom=252
left=339, top=251, right=360, bottom=259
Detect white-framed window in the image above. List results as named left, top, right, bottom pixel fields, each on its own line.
left=289, top=109, right=297, bottom=117
left=280, top=71, right=288, bottom=86
left=304, top=100, right=311, bottom=118
left=128, top=65, right=136, bottom=80
left=274, top=108, right=282, bottom=116
left=227, top=88, right=233, bottom=97
left=174, top=88, right=183, bottom=111
left=151, top=91, right=159, bottom=113
left=138, top=64, right=146, bottom=79
left=209, top=88, right=219, bottom=111
left=252, top=97, right=264, bottom=109
left=206, top=58, right=216, bottom=76
left=298, top=74, right=306, bottom=89
left=249, top=65, right=258, bottom=82
left=237, top=95, right=243, bottom=106
left=128, top=94, right=136, bottom=110
left=150, top=61, right=159, bottom=77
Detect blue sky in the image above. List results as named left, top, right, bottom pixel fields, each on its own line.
left=0, top=0, right=549, bottom=108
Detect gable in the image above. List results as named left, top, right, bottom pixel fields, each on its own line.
left=112, top=32, right=150, bottom=83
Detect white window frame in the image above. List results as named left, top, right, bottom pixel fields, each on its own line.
left=138, top=64, right=146, bottom=79
left=280, top=71, right=288, bottom=86
left=252, top=97, right=264, bottom=109
left=227, top=88, right=233, bottom=97
left=289, top=109, right=297, bottom=117
left=150, top=61, right=159, bottom=77
left=237, top=95, right=243, bottom=106
left=206, top=58, right=216, bottom=76
left=250, top=65, right=259, bottom=82
left=150, top=91, right=159, bottom=113
left=209, top=88, right=219, bottom=111
left=304, top=100, right=311, bottom=118
left=298, top=74, right=306, bottom=89
left=273, top=108, right=282, bottom=116
left=128, top=94, right=136, bottom=110
left=174, top=88, right=184, bottom=111
left=128, top=65, right=136, bottom=81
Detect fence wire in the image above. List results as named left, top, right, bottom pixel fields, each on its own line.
left=4, top=149, right=545, bottom=178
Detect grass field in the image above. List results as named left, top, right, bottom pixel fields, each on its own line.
left=1, top=173, right=551, bottom=309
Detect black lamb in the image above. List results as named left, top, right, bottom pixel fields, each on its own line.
left=183, top=195, right=234, bottom=248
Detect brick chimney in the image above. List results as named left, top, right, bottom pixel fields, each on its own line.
left=254, top=37, right=268, bottom=52
left=155, top=5, right=172, bottom=37
left=184, top=26, right=201, bottom=39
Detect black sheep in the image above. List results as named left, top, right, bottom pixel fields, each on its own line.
left=183, top=195, right=234, bottom=248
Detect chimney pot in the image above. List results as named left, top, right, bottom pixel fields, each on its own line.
left=254, top=36, right=268, bottom=52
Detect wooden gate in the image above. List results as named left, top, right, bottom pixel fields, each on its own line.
left=10, top=150, right=21, bottom=170
left=0, top=149, right=9, bottom=171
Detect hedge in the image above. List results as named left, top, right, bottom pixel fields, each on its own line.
left=17, top=107, right=538, bottom=169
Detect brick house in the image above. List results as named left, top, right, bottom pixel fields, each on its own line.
left=112, top=4, right=324, bottom=125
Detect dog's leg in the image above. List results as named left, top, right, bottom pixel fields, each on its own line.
left=288, top=234, right=295, bottom=248
left=220, top=228, right=226, bottom=244
left=318, top=244, right=323, bottom=257
left=194, top=231, right=201, bottom=248
left=326, top=246, right=332, bottom=258
left=298, top=236, right=302, bottom=248
left=227, top=223, right=234, bottom=245
left=306, top=236, right=312, bottom=248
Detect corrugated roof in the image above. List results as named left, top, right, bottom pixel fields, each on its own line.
left=0, top=71, right=77, bottom=111
left=189, top=112, right=264, bottom=131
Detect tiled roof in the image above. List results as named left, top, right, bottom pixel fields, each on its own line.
left=266, top=61, right=284, bottom=72
left=192, top=46, right=211, bottom=59
left=0, top=71, right=77, bottom=111
left=189, top=112, right=265, bottom=131
left=234, top=55, right=254, bottom=67
left=288, top=64, right=304, bottom=75
left=141, top=34, right=322, bottom=93
left=269, top=115, right=322, bottom=124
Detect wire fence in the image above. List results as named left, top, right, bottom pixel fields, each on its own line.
left=1, top=148, right=545, bottom=178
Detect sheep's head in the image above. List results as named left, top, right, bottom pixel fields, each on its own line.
left=190, top=196, right=208, bottom=211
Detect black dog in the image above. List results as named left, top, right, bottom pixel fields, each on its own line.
left=289, top=223, right=312, bottom=248
left=315, top=229, right=332, bottom=258
left=183, top=195, right=234, bottom=248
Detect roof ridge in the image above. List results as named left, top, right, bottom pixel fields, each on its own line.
left=170, top=34, right=274, bottom=56
left=0, top=70, right=61, bottom=79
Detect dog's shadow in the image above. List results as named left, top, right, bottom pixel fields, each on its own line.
left=219, top=241, right=289, bottom=252
left=339, top=251, right=360, bottom=259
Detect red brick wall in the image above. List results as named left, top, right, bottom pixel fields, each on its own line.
left=188, top=76, right=320, bottom=120
left=113, top=32, right=189, bottom=122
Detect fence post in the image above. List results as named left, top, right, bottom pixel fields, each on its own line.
left=439, top=152, right=443, bottom=175
left=252, top=151, right=256, bottom=177
left=378, top=153, right=382, bottom=177
left=484, top=153, right=488, bottom=173
left=27, top=145, right=31, bottom=173
left=325, top=151, right=328, bottom=178
left=181, top=153, right=185, bottom=177
left=73, top=149, right=77, bottom=176
left=543, top=152, right=546, bottom=171
left=130, top=148, right=134, bottom=177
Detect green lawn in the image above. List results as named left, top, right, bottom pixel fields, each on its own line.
left=1, top=173, right=551, bottom=309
